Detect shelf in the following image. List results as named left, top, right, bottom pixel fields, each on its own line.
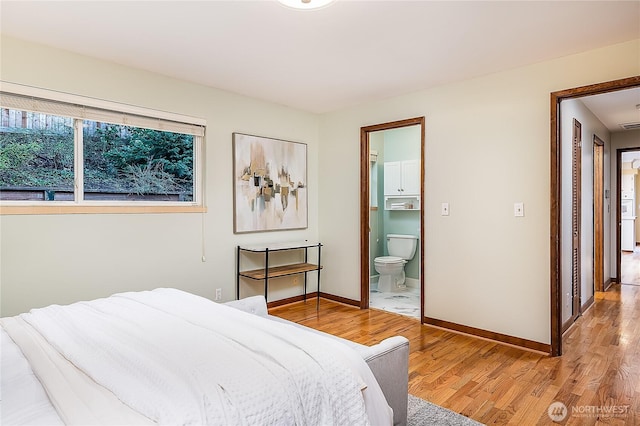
left=239, top=262, right=323, bottom=280
left=236, top=242, right=322, bottom=309
left=384, top=195, right=420, bottom=211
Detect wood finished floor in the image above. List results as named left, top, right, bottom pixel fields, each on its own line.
left=269, top=284, right=640, bottom=425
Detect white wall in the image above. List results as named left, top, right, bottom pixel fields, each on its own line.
left=559, top=99, right=611, bottom=324
left=319, top=39, right=639, bottom=345
left=0, top=36, right=321, bottom=316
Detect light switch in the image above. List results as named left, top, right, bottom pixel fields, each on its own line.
left=514, top=202, right=524, bottom=217
left=441, top=203, right=449, bottom=216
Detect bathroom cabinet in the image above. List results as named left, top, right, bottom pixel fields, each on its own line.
left=383, top=160, right=420, bottom=210
left=236, top=241, right=322, bottom=309
left=383, top=160, right=420, bottom=196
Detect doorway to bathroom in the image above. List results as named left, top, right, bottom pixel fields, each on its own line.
left=359, top=117, right=425, bottom=321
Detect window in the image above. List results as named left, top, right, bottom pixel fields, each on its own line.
left=0, top=85, right=205, bottom=213
left=82, top=122, right=194, bottom=202
left=1, top=110, right=74, bottom=201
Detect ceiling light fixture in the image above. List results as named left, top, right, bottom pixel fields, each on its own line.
left=277, top=0, right=336, bottom=11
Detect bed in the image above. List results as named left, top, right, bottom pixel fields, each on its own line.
left=1, top=288, right=409, bottom=425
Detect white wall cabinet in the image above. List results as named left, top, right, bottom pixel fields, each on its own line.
left=384, top=160, right=420, bottom=196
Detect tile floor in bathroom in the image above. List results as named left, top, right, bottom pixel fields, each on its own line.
left=369, top=284, right=420, bottom=319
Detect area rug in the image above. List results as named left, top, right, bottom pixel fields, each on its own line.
left=407, top=394, right=484, bottom=426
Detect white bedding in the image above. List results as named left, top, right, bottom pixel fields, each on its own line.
left=1, top=288, right=392, bottom=425
left=1, top=328, right=63, bottom=425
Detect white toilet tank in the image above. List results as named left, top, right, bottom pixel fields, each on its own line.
left=387, top=234, right=418, bottom=260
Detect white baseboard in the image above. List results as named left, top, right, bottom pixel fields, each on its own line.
left=405, top=277, right=419, bottom=289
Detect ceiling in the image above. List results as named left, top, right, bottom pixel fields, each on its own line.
left=1, top=0, right=639, bottom=118
left=580, top=87, right=640, bottom=133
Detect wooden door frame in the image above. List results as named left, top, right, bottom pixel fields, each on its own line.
left=593, top=136, right=605, bottom=293
left=550, top=75, right=640, bottom=356
left=360, top=117, right=425, bottom=321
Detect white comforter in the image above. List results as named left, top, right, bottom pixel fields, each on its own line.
left=1, top=288, right=391, bottom=425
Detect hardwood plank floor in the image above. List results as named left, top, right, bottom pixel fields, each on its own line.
left=269, top=284, right=640, bottom=425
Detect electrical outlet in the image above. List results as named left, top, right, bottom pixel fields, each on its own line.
left=293, top=277, right=299, bottom=285
left=215, top=288, right=222, bottom=301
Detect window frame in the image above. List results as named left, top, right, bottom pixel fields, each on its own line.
left=0, top=82, right=206, bottom=215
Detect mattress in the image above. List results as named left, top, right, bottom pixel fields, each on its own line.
left=1, top=288, right=392, bottom=425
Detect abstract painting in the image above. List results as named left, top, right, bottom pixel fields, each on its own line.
left=233, top=133, right=307, bottom=233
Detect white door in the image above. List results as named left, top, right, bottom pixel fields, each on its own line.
left=383, top=162, right=403, bottom=195
left=401, top=160, right=421, bottom=195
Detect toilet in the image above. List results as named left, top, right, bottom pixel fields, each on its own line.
left=374, top=234, right=418, bottom=292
